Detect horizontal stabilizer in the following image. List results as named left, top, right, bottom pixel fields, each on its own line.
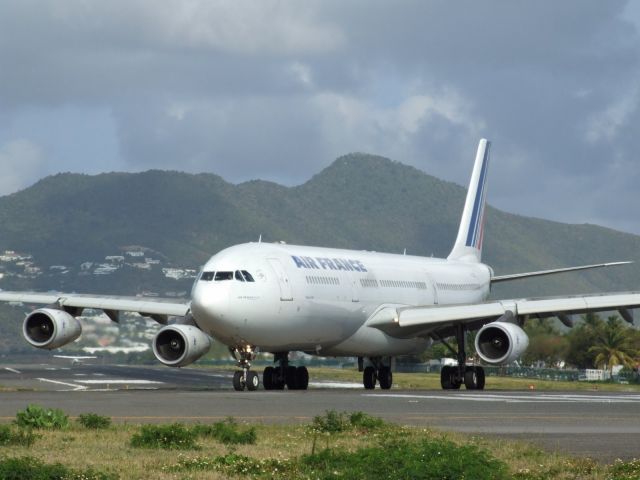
left=491, top=261, right=632, bottom=283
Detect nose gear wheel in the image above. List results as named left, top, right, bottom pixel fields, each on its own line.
left=230, top=346, right=259, bottom=391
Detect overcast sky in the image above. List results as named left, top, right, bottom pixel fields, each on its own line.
left=1, top=1, right=639, bottom=234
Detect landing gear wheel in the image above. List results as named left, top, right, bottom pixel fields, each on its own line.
left=363, top=366, right=376, bottom=389
left=230, top=345, right=256, bottom=392
left=246, top=371, right=259, bottom=391
left=476, top=366, right=485, bottom=390
left=295, top=366, right=309, bottom=390
left=263, top=366, right=274, bottom=390
left=464, top=366, right=479, bottom=390
left=273, top=375, right=285, bottom=390
left=440, top=365, right=451, bottom=390
left=440, top=365, right=452, bottom=389
left=285, top=365, right=298, bottom=390
left=378, top=366, right=393, bottom=390
left=441, top=366, right=461, bottom=390
left=233, top=371, right=244, bottom=391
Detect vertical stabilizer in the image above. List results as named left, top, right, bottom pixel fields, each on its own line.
left=447, top=139, right=491, bottom=263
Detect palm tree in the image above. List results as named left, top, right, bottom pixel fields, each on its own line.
left=588, top=316, right=637, bottom=377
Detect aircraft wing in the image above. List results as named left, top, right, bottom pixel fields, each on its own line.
left=0, top=291, right=190, bottom=324
left=369, top=291, right=640, bottom=335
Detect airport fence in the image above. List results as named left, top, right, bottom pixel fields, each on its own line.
left=396, top=362, right=640, bottom=384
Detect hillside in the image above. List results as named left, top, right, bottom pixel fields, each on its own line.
left=0, top=154, right=639, bottom=301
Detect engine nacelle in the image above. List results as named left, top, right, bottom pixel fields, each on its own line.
left=475, top=321, right=529, bottom=365
left=23, top=308, right=82, bottom=350
left=152, top=324, right=211, bottom=367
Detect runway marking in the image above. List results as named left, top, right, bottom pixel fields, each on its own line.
left=75, top=379, right=163, bottom=385
left=36, top=378, right=87, bottom=391
left=101, top=415, right=313, bottom=421
left=309, top=381, right=363, bottom=389
left=88, top=387, right=160, bottom=392
left=0, top=415, right=308, bottom=421
left=366, top=393, right=640, bottom=404
left=403, top=415, right=634, bottom=421
left=4, top=367, right=21, bottom=374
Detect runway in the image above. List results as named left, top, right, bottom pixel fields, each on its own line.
left=2, top=362, right=639, bottom=462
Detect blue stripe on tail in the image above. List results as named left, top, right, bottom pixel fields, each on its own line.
left=465, top=145, right=490, bottom=248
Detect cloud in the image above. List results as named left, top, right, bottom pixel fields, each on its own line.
left=0, top=140, right=45, bottom=196
left=0, top=1, right=639, bottom=233
left=0, top=1, right=343, bottom=109
left=585, top=84, right=640, bottom=143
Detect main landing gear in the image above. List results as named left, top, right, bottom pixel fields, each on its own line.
left=361, top=357, right=393, bottom=390
left=438, top=325, right=485, bottom=390
left=230, top=346, right=260, bottom=391
left=263, top=352, right=309, bottom=390
left=230, top=348, right=309, bottom=391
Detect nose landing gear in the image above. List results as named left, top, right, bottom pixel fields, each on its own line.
left=230, top=346, right=259, bottom=391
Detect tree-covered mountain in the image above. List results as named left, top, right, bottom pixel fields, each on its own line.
left=1, top=153, right=639, bottom=300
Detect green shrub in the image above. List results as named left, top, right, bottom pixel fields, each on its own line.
left=310, top=410, right=387, bottom=434
left=14, top=404, right=69, bottom=430
left=191, top=418, right=257, bottom=445
left=130, top=423, right=199, bottom=450
left=78, top=413, right=111, bottom=430
left=165, top=436, right=507, bottom=480
left=0, top=456, right=116, bottom=480
left=606, top=458, right=640, bottom=479
left=0, top=425, right=38, bottom=447
left=0, top=456, right=68, bottom=480
left=297, top=437, right=508, bottom=480
left=349, top=411, right=386, bottom=430
left=310, top=410, right=349, bottom=434
left=164, top=453, right=294, bottom=476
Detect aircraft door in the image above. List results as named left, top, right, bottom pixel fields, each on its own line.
left=267, top=258, right=293, bottom=301
left=425, top=272, right=438, bottom=305
left=348, top=271, right=359, bottom=303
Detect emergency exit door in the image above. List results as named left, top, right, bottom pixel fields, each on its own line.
left=267, top=258, right=293, bottom=301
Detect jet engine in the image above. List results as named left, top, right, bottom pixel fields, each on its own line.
left=152, top=324, right=211, bottom=367
left=474, top=321, right=529, bottom=365
left=23, top=308, right=82, bottom=350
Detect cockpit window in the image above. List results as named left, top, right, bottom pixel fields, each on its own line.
left=200, top=271, right=215, bottom=281
left=214, top=271, right=233, bottom=281
left=234, top=270, right=245, bottom=282
left=241, top=270, right=255, bottom=282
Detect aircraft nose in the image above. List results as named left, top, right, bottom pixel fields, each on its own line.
left=191, top=282, right=230, bottom=326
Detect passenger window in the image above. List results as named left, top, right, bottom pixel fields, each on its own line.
left=201, top=271, right=215, bottom=281
left=235, top=271, right=245, bottom=282
left=214, top=271, right=233, bottom=281
left=241, top=270, right=255, bottom=282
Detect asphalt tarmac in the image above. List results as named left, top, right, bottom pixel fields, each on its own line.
left=1, top=362, right=639, bottom=462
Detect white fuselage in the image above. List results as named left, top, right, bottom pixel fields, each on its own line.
left=190, top=242, right=492, bottom=357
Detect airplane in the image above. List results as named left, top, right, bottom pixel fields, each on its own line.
left=1, top=138, right=639, bottom=392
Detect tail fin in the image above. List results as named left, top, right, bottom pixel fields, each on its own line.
left=448, top=138, right=491, bottom=263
